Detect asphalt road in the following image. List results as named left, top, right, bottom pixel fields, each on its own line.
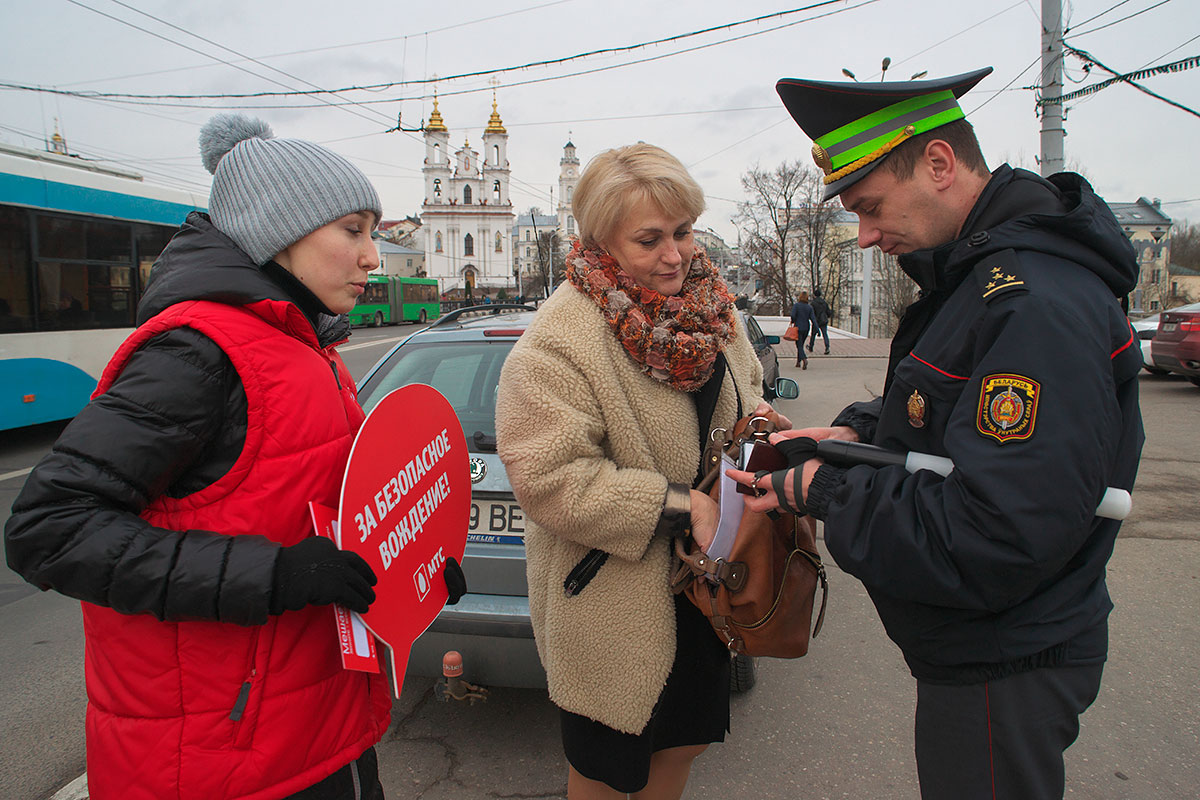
left=1, top=328, right=1197, bottom=799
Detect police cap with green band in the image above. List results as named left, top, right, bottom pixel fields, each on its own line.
left=775, top=67, right=993, bottom=200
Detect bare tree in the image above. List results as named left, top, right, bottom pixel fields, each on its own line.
left=871, top=250, right=919, bottom=337
left=734, top=160, right=850, bottom=315
left=818, top=237, right=856, bottom=325
left=735, top=161, right=807, bottom=314
left=519, top=207, right=567, bottom=299
left=790, top=181, right=852, bottom=321
left=530, top=229, right=565, bottom=299
left=1171, top=220, right=1200, bottom=271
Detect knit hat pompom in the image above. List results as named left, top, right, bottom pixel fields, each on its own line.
left=199, top=113, right=274, bottom=175
left=200, top=112, right=381, bottom=264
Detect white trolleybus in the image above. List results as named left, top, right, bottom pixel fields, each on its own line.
left=1, top=142, right=206, bottom=432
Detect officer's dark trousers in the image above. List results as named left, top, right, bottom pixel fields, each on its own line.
left=914, top=663, right=1103, bottom=800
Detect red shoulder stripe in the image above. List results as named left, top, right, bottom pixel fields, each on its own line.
left=1111, top=321, right=1135, bottom=360
left=910, top=352, right=969, bottom=381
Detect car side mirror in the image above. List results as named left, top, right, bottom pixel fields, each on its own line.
left=774, top=377, right=799, bottom=400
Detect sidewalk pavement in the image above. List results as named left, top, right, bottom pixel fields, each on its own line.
left=780, top=337, right=890, bottom=360
left=752, top=315, right=891, bottom=360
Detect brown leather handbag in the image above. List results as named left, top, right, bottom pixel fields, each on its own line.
left=670, top=411, right=828, bottom=658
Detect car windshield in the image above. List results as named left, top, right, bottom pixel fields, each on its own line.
left=742, top=313, right=765, bottom=344
left=359, top=340, right=516, bottom=453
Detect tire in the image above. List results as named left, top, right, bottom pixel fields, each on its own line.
left=730, top=654, right=757, bottom=693
left=419, top=309, right=427, bottom=323
left=1189, top=377, right=1200, bottom=388
left=1144, top=365, right=1170, bottom=376
left=374, top=311, right=384, bottom=327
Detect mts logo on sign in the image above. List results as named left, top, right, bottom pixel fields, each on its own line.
left=413, top=547, right=446, bottom=601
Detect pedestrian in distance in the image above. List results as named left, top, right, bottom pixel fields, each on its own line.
left=4, top=113, right=465, bottom=800
left=808, top=288, right=831, bottom=354
left=790, top=290, right=816, bottom=369
left=729, top=67, right=1143, bottom=800
left=495, top=142, right=784, bottom=800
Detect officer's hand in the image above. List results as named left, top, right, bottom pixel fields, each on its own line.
left=770, top=424, right=858, bottom=444
left=726, top=460, right=822, bottom=517
left=270, top=537, right=377, bottom=615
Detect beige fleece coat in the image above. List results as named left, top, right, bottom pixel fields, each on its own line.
left=495, top=283, right=763, bottom=734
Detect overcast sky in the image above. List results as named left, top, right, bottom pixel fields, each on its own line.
left=2, top=0, right=1196, bottom=244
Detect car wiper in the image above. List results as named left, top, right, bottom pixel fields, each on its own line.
left=472, top=431, right=497, bottom=452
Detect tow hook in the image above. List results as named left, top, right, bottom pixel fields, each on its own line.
left=434, top=650, right=489, bottom=704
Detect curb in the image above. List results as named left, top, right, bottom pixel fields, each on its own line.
left=50, top=775, right=87, bottom=800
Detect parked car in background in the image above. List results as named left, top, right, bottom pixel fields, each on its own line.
left=742, top=311, right=782, bottom=399
left=1131, top=312, right=1169, bottom=375
left=355, top=304, right=797, bottom=691
left=1150, top=302, right=1200, bottom=386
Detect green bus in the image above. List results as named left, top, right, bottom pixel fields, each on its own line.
left=350, top=275, right=440, bottom=327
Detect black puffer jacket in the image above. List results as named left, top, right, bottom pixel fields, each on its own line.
left=807, top=167, right=1144, bottom=684
left=4, top=213, right=349, bottom=623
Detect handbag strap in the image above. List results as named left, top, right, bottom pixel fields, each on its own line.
left=692, top=353, right=741, bottom=487
left=671, top=537, right=748, bottom=590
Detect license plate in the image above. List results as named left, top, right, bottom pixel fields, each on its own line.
left=1162, top=322, right=1177, bottom=332
left=468, top=500, right=525, bottom=544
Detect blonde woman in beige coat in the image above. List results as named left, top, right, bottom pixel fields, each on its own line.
left=496, top=143, right=786, bottom=799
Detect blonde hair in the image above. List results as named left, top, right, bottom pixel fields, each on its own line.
left=573, top=142, right=706, bottom=247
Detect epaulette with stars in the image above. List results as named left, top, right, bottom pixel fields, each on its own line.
left=973, top=249, right=1028, bottom=304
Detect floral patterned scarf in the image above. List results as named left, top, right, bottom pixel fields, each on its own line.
left=565, top=239, right=737, bottom=392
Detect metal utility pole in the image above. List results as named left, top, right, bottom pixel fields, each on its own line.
left=547, top=187, right=556, bottom=296
left=1040, top=0, right=1066, bottom=176
left=529, top=208, right=547, bottom=298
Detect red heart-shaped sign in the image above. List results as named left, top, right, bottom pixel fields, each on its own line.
left=337, top=384, right=470, bottom=697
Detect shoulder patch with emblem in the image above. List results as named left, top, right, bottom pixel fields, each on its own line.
left=976, top=373, right=1040, bottom=443
left=973, top=249, right=1027, bottom=303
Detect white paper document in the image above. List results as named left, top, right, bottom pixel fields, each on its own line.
left=704, top=453, right=744, bottom=563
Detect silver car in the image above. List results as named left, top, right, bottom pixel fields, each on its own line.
left=357, top=304, right=796, bottom=691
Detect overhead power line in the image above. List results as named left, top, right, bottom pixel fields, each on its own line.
left=1068, top=0, right=1175, bottom=37
left=1039, top=52, right=1199, bottom=104
left=875, top=0, right=1026, bottom=75
left=1065, top=0, right=1137, bottom=31
left=11, top=0, right=863, bottom=103
left=63, top=0, right=574, bottom=87
left=965, top=55, right=1043, bottom=116
left=63, top=0, right=391, bottom=128
left=1056, top=45, right=1200, bottom=118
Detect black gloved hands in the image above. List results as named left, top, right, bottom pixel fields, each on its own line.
left=770, top=436, right=819, bottom=517
left=270, top=536, right=377, bottom=615
left=444, top=556, right=466, bottom=605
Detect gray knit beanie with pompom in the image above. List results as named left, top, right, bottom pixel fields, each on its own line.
left=199, top=113, right=382, bottom=265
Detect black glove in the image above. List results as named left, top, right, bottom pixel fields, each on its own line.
left=771, top=437, right=819, bottom=517
left=444, top=556, right=467, bottom=605
left=269, top=537, right=377, bottom=615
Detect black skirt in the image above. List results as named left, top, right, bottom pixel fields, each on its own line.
left=559, top=593, right=731, bottom=793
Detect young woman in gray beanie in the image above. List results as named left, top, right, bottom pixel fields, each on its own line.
left=5, top=113, right=464, bottom=800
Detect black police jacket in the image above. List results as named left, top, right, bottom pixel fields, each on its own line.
left=806, top=166, right=1145, bottom=684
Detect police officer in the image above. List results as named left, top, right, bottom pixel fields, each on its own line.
left=729, top=68, right=1144, bottom=799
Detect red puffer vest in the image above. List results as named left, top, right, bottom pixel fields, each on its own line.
left=83, top=299, right=390, bottom=800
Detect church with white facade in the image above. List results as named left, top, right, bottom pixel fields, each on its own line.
left=420, top=95, right=514, bottom=299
